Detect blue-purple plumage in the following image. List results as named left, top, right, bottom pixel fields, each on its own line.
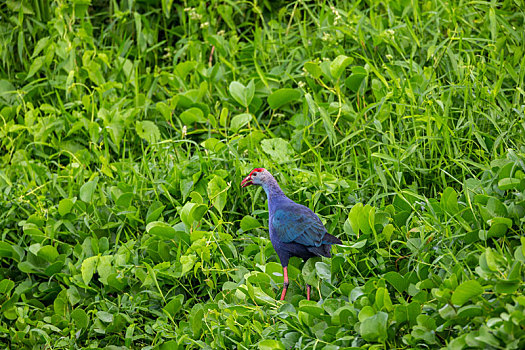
left=243, top=168, right=342, bottom=268
left=241, top=168, right=342, bottom=300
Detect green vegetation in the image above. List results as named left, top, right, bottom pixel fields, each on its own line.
left=1, top=0, right=524, bottom=348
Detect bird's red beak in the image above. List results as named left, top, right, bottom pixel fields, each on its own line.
left=241, top=175, right=253, bottom=188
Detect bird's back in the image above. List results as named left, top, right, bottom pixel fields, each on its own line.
left=268, top=196, right=341, bottom=265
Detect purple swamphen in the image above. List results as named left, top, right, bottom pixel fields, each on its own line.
left=241, top=168, right=342, bottom=301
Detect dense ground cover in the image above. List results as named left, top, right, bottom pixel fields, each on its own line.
left=0, top=0, right=524, bottom=348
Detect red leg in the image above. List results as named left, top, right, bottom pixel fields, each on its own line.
left=280, top=266, right=289, bottom=300
left=306, top=284, right=311, bottom=300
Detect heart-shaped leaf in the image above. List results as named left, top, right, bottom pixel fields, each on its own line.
left=229, top=80, right=255, bottom=108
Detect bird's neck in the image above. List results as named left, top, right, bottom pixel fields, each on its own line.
left=262, top=177, right=285, bottom=200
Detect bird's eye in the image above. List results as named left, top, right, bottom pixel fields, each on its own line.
left=253, top=173, right=257, bottom=177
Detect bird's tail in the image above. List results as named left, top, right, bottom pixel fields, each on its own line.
left=307, top=233, right=342, bottom=257
left=308, top=244, right=332, bottom=257
left=322, top=232, right=342, bottom=245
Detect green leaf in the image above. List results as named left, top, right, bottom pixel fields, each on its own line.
left=191, top=204, right=208, bottom=222
left=229, top=80, right=255, bottom=108
left=87, top=61, right=105, bottom=85
left=156, top=101, right=172, bottom=120
left=163, top=294, right=184, bottom=317
left=480, top=247, right=499, bottom=272
left=58, top=198, right=76, bottom=216
left=0, top=80, right=16, bottom=104
left=494, top=279, right=520, bottom=294
left=451, top=280, right=483, bottom=306
left=258, top=339, right=286, bottom=350
left=348, top=203, right=363, bottom=236
left=67, top=286, right=81, bottom=305
left=298, top=300, right=324, bottom=318
left=146, top=201, right=165, bottom=224
left=175, top=61, right=196, bottom=79
left=359, top=311, right=388, bottom=342
left=498, top=178, right=522, bottom=190
left=488, top=217, right=513, bottom=228
left=345, top=66, right=367, bottom=92
left=375, top=287, right=393, bottom=311
left=230, top=113, right=252, bottom=132
left=357, top=204, right=373, bottom=236
left=26, top=56, right=45, bottom=79
left=161, top=0, right=174, bottom=18
left=438, top=303, right=456, bottom=320
left=107, top=273, right=127, bottom=291
left=240, top=215, right=261, bottom=231
left=180, top=202, right=197, bottom=227
left=330, top=55, right=353, bottom=80
left=347, top=239, right=366, bottom=249
left=486, top=197, right=507, bottom=218
left=180, top=254, right=197, bottom=276
left=260, top=138, right=294, bottom=163
left=384, top=271, right=408, bottom=293
left=54, top=290, right=68, bottom=317
left=441, top=187, right=459, bottom=214
left=189, top=304, right=204, bottom=337
left=488, top=222, right=508, bottom=238
left=23, top=223, right=45, bottom=242
left=146, top=221, right=178, bottom=240
left=304, top=61, right=322, bottom=79
left=382, top=223, right=394, bottom=241
left=116, top=192, right=134, bottom=208
left=31, top=37, right=50, bottom=58
left=457, top=305, right=482, bottom=318
left=315, top=261, right=331, bottom=281
left=37, top=245, right=59, bottom=263
left=302, top=258, right=319, bottom=286
left=80, top=179, right=98, bottom=203
left=358, top=305, right=375, bottom=322
left=159, top=341, right=180, bottom=350
left=71, top=308, right=89, bottom=329
left=201, top=138, right=226, bottom=152
left=305, top=93, right=318, bottom=116
left=45, top=261, right=64, bottom=276
left=407, top=302, right=421, bottom=326
left=107, top=121, right=124, bottom=146
left=136, top=120, right=160, bottom=143
left=97, top=311, right=114, bottom=323
left=97, top=255, right=113, bottom=285
left=267, top=88, right=301, bottom=109
left=0, top=279, right=15, bottom=295
left=18, top=261, right=37, bottom=274
left=247, top=271, right=272, bottom=288
left=0, top=242, right=19, bottom=261
left=81, top=256, right=98, bottom=285
left=179, top=107, right=206, bottom=125
left=208, top=175, right=228, bottom=214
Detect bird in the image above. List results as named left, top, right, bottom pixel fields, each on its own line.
left=241, top=168, right=342, bottom=301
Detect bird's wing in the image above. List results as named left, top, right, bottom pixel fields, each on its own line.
left=271, top=203, right=326, bottom=247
